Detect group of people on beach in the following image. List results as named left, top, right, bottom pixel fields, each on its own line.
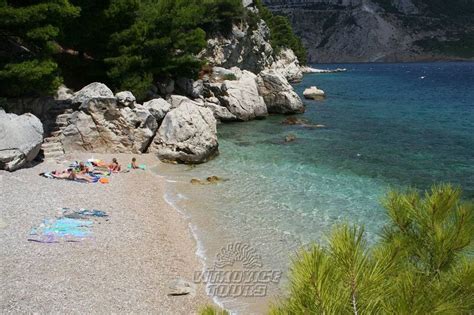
left=49, top=157, right=142, bottom=183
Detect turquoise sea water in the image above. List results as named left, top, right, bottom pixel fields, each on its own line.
left=158, top=62, right=474, bottom=313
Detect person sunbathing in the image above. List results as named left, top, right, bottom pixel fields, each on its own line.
left=78, top=162, right=91, bottom=174
left=109, top=158, right=121, bottom=172
left=52, top=169, right=75, bottom=180
left=52, top=169, right=95, bottom=183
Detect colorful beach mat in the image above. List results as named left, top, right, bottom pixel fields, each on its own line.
left=28, top=208, right=108, bottom=243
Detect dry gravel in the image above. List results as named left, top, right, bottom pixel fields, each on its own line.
left=0, top=153, right=209, bottom=314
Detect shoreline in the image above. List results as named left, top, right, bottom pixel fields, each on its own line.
left=155, top=161, right=284, bottom=315
left=160, top=177, right=226, bottom=311
left=156, top=166, right=228, bottom=312
left=1, top=153, right=211, bottom=314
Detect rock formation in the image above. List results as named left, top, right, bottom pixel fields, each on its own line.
left=271, top=49, right=303, bottom=83
left=303, top=86, right=326, bottom=100
left=142, top=98, right=171, bottom=122
left=149, top=101, right=218, bottom=164
left=58, top=86, right=158, bottom=154
left=3, top=1, right=314, bottom=168
left=199, top=20, right=274, bottom=74
left=71, top=82, right=115, bottom=105
left=0, top=109, right=44, bottom=171
left=257, top=69, right=304, bottom=114
left=217, top=69, right=268, bottom=121
left=61, top=98, right=157, bottom=154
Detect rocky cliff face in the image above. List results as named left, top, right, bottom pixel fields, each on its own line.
left=263, top=0, right=474, bottom=62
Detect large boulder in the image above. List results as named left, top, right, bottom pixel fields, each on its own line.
left=0, top=109, right=44, bottom=171
left=271, top=48, right=304, bottom=83
left=218, top=70, right=268, bottom=121
left=143, top=98, right=171, bottom=122
left=121, top=104, right=158, bottom=152
left=61, top=98, right=157, bottom=153
left=71, top=82, right=114, bottom=105
left=257, top=70, right=304, bottom=114
left=149, top=102, right=218, bottom=164
left=303, top=86, right=326, bottom=100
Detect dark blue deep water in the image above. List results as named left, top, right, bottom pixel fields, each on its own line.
left=292, top=62, right=474, bottom=197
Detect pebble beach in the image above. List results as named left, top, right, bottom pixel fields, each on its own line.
left=0, top=153, right=209, bottom=314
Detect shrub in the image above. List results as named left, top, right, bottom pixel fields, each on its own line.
left=271, top=184, right=474, bottom=314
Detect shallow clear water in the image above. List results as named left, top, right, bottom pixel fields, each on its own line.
left=158, top=62, right=474, bottom=314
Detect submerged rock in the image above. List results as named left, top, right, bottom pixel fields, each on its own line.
left=281, top=116, right=327, bottom=129
left=281, top=117, right=309, bottom=125
left=0, top=109, right=44, bottom=171
left=190, top=176, right=224, bottom=185
left=149, top=102, right=218, bottom=164
left=285, top=134, right=297, bottom=142
left=257, top=69, right=304, bottom=114
left=303, top=86, right=326, bottom=100
left=206, top=176, right=222, bottom=184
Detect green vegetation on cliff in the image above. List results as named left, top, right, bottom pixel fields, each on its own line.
left=254, top=0, right=307, bottom=65
left=0, top=0, right=80, bottom=97
left=0, top=0, right=245, bottom=99
left=1, top=0, right=306, bottom=99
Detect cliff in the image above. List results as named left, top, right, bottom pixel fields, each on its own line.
left=263, top=0, right=474, bottom=62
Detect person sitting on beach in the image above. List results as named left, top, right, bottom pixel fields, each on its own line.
left=109, top=158, right=121, bottom=172
left=131, top=157, right=139, bottom=169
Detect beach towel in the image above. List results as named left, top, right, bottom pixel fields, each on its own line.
left=28, top=208, right=108, bottom=243
left=39, top=172, right=100, bottom=183
left=127, top=164, right=146, bottom=170
left=28, top=218, right=93, bottom=243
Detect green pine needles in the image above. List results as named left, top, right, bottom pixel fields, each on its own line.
left=270, top=184, right=474, bottom=314
left=0, top=0, right=80, bottom=97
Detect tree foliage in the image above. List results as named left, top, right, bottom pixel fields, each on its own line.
left=0, top=0, right=80, bottom=97
left=1, top=0, right=305, bottom=99
left=271, top=184, right=474, bottom=314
